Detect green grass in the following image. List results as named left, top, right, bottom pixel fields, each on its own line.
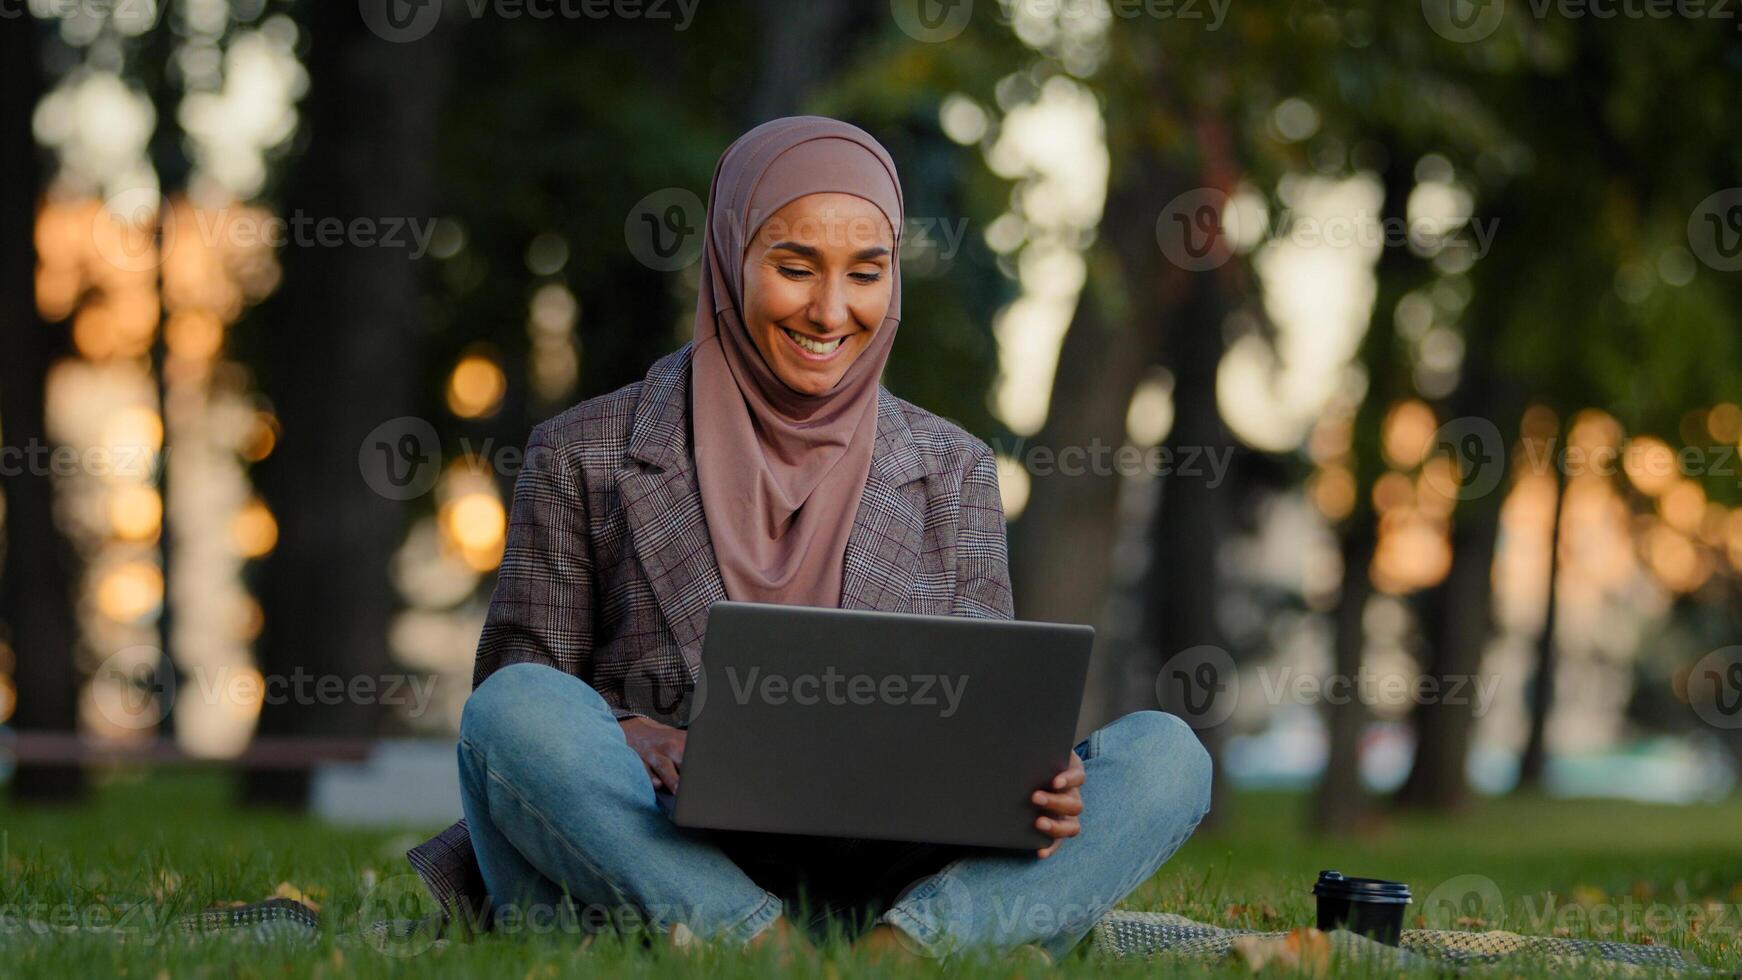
left=2, top=769, right=1740, bottom=976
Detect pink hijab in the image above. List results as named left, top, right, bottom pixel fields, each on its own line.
left=688, top=116, right=905, bottom=608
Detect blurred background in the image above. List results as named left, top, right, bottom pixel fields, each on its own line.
left=2, top=0, right=1740, bottom=834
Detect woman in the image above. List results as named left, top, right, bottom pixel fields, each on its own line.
left=405, top=116, right=1211, bottom=960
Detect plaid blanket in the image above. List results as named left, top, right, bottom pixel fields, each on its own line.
left=1090, top=909, right=1710, bottom=974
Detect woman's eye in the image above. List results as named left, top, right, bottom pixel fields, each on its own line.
left=778, top=266, right=811, bottom=279
left=851, top=271, right=883, bottom=284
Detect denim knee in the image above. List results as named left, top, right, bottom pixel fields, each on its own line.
left=460, top=661, right=612, bottom=752
left=1113, top=710, right=1213, bottom=822
left=462, top=663, right=543, bottom=747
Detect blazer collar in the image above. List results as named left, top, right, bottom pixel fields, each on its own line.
left=625, top=342, right=926, bottom=488
left=614, top=344, right=928, bottom=668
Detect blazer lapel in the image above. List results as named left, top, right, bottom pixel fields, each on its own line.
left=839, top=389, right=928, bottom=612
left=613, top=346, right=727, bottom=672
left=616, top=346, right=931, bottom=668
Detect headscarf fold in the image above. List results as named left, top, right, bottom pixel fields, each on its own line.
left=688, top=116, right=905, bottom=607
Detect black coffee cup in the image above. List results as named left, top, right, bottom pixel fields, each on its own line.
left=1312, top=870, right=1411, bottom=945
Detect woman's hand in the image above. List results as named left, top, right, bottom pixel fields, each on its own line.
left=618, top=716, right=687, bottom=792
left=1031, top=752, right=1085, bottom=858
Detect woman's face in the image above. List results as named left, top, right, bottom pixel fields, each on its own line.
left=740, top=192, right=895, bottom=396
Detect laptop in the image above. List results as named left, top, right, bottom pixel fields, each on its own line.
left=668, top=600, right=1093, bottom=850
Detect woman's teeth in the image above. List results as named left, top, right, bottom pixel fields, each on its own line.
left=783, top=327, right=845, bottom=355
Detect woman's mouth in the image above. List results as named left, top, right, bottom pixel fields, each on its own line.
left=780, top=326, right=848, bottom=360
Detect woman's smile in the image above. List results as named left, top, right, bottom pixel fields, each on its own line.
left=778, top=325, right=853, bottom=361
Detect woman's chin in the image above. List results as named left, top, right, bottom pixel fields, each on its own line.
left=773, top=348, right=859, bottom=394
left=777, top=365, right=844, bottom=395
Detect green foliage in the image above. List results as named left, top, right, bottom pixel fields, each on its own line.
left=426, top=0, right=1018, bottom=447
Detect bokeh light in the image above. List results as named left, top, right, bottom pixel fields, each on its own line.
left=446, top=353, right=507, bottom=419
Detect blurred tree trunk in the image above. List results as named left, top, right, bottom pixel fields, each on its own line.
left=1314, top=525, right=1373, bottom=830
left=747, top=0, right=864, bottom=124
left=1516, top=430, right=1565, bottom=789
left=1396, top=509, right=1498, bottom=809
left=1312, top=147, right=1423, bottom=832
left=1146, top=268, right=1234, bottom=820
left=242, top=4, right=448, bottom=806
left=1, top=14, right=86, bottom=802
left=1006, top=272, right=1153, bottom=650
left=1007, top=139, right=1182, bottom=728
left=144, top=10, right=186, bottom=740
left=1395, top=350, right=1516, bottom=810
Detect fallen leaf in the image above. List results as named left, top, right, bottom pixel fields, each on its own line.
left=151, top=870, right=181, bottom=902
left=1232, top=927, right=1330, bottom=977
left=271, top=881, right=321, bottom=912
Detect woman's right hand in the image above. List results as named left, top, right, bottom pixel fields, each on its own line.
left=618, top=716, right=687, bottom=791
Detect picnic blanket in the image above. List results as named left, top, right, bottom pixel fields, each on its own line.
left=1089, top=909, right=1714, bottom=974
left=8, top=898, right=1720, bottom=973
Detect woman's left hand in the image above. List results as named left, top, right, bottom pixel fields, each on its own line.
left=1031, top=751, right=1085, bottom=858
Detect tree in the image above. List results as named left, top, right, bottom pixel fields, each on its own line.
left=1313, top=138, right=1434, bottom=831
left=1, top=12, right=86, bottom=802
left=241, top=1, right=452, bottom=805
left=1396, top=17, right=1742, bottom=807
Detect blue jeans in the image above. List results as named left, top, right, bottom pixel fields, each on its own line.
left=457, top=662, right=1211, bottom=960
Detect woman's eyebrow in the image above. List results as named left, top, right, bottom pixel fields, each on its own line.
left=768, top=241, right=892, bottom=261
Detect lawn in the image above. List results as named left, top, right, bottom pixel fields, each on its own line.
left=2, top=768, right=1739, bottom=976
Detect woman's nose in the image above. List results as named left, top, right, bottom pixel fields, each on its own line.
left=809, top=276, right=851, bottom=333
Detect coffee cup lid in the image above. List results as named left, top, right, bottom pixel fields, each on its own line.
left=1312, top=869, right=1412, bottom=904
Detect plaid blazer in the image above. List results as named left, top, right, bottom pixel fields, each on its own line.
left=405, top=343, right=1014, bottom=922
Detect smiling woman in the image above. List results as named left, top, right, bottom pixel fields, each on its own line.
left=406, top=115, right=1212, bottom=963
left=687, top=125, right=909, bottom=614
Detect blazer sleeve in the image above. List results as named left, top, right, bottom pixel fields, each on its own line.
left=470, top=421, right=600, bottom=693
left=952, top=445, right=1016, bottom=620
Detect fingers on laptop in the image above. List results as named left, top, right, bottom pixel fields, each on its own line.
left=1030, top=788, right=1084, bottom=816
left=1050, top=753, right=1086, bottom=791
left=1034, top=812, right=1081, bottom=854
left=648, top=754, right=681, bottom=791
